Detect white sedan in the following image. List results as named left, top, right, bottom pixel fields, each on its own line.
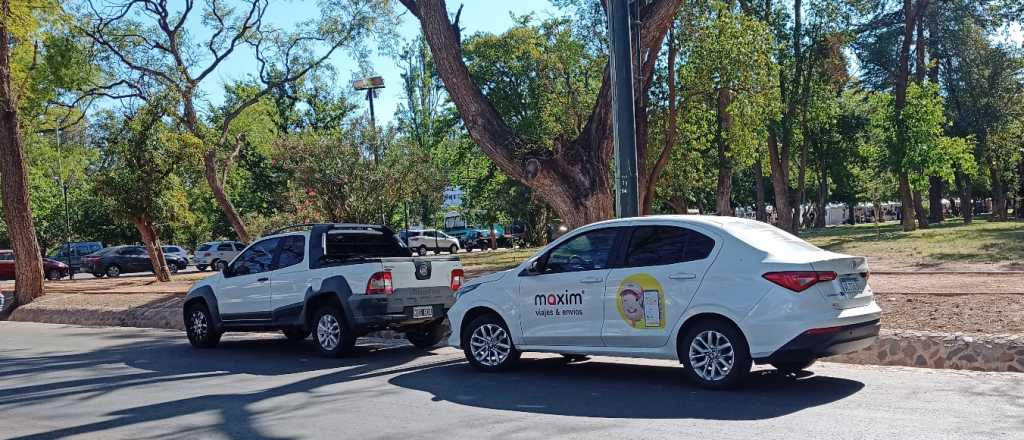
left=447, top=215, right=881, bottom=389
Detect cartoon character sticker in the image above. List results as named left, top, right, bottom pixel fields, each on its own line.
left=616, top=273, right=665, bottom=329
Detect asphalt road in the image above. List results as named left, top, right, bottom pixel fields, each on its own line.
left=0, top=322, right=1020, bottom=440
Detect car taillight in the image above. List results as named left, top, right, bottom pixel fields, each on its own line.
left=203, top=252, right=211, bottom=257
left=366, top=271, right=394, bottom=295
left=450, top=268, right=465, bottom=292
left=762, top=271, right=837, bottom=292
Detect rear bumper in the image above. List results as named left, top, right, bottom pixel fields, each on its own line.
left=757, top=319, right=880, bottom=364
left=346, top=287, right=456, bottom=334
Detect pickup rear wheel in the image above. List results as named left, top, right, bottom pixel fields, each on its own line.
left=406, top=320, right=448, bottom=349
left=463, top=314, right=520, bottom=372
left=313, top=306, right=354, bottom=357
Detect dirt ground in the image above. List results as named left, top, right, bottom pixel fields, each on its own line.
left=878, top=293, right=1024, bottom=334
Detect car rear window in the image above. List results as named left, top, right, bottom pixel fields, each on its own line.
left=724, top=221, right=822, bottom=253
left=325, top=230, right=411, bottom=259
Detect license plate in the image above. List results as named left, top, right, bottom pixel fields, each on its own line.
left=412, top=306, right=434, bottom=319
left=840, top=276, right=861, bottom=296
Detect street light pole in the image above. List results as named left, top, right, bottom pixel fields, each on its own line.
left=607, top=0, right=640, bottom=218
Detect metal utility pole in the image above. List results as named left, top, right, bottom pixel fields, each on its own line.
left=607, top=0, right=640, bottom=218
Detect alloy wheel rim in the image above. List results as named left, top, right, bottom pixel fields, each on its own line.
left=469, top=323, right=511, bottom=366
left=108, top=266, right=119, bottom=277
left=317, top=314, right=341, bottom=351
left=190, top=310, right=208, bottom=339
left=688, top=330, right=735, bottom=382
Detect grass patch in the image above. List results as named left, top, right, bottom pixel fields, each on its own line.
left=460, top=248, right=539, bottom=273
left=803, top=216, right=1024, bottom=267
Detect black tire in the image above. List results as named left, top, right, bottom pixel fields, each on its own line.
left=462, top=314, right=520, bottom=372
left=45, top=269, right=61, bottom=281
left=169, top=264, right=179, bottom=274
left=196, top=265, right=208, bottom=271
left=679, top=319, right=752, bottom=389
left=406, top=321, right=448, bottom=349
left=771, top=359, right=817, bottom=375
left=449, top=244, right=459, bottom=254
left=283, top=328, right=310, bottom=341
left=92, top=273, right=105, bottom=278
left=106, top=265, right=122, bottom=278
left=185, top=302, right=222, bottom=348
left=417, top=246, right=428, bottom=257
left=312, top=306, right=355, bottom=357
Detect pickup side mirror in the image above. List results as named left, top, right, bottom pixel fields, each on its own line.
left=222, top=264, right=233, bottom=276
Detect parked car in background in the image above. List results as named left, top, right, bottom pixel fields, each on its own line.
left=161, top=245, right=190, bottom=270
left=81, top=245, right=189, bottom=278
left=405, top=229, right=460, bottom=256
left=193, top=241, right=245, bottom=271
left=0, top=250, right=71, bottom=280
left=47, top=242, right=104, bottom=274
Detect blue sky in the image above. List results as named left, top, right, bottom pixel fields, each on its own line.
left=198, top=0, right=556, bottom=125
left=197, top=1, right=1021, bottom=126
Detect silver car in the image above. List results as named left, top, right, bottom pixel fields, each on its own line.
left=161, top=245, right=190, bottom=271
left=193, top=241, right=245, bottom=271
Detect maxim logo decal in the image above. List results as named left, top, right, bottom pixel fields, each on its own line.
left=535, top=290, right=584, bottom=306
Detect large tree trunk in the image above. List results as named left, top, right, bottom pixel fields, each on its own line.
left=204, top=150, right=251, bottom=242
left=754, top=160, right=767, bottom=222
left=814, top=161, right=827, bottom=228
left=133, top=215, right=171, bottom=282
left=715, top=88, right=734, bottom=216
left=913, top=189, right=929, bottom=228
left=989, top=157, right=1008, bottom=221
left=767, top=130, right=794, bottom=230
left=928, top=176, right=944, bottom=223
left=955, top=169, right=973, bottom=224
left=403, top=0, right=681, bottom=227
left=642, top=27, right=679, bottom=215
left=1017, top=157, right=1024, bottom=219
left=898, top=172, right=917, bottom=231
left=0, top=16, right=45, bottom=307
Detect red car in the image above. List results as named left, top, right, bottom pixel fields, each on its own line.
left=0, top=250, right=71, bottom=281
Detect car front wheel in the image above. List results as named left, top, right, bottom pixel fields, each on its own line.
left=185, top=303, right=221, bottom=348
left=463, top=314, right=520, bottom=372
left=196, top=265, right=208, bottom=271
left=106, top=265, right=121, bottom=278
left=449, top=244, right=459, bottom=254
left=417, top=246, right=427, bottom=257
left=313, top=306, right=354, bottom=357
left=680, top=320, right=752, bottom=389
left=45, top=269, right=61, bottom=281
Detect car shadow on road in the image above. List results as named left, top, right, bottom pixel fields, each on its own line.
left=388, top=356, right=865, bottom=420
left=2, top=333, right=460, bottom=440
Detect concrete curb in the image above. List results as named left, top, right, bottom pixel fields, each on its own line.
left=5, top=299, right=1022, bottom=373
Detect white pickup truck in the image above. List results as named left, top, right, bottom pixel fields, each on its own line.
left=183, top=224, right=464, bottom=357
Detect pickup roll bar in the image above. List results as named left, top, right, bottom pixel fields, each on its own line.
left=269, top=223, right=396, bottom=237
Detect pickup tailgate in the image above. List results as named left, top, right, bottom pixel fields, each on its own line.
left=381, top=257, right=462, bottom=314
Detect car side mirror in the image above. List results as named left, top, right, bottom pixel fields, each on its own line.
left=222, top=264, right=233, bottom=276
left=527, top=259, right=542, bottom=275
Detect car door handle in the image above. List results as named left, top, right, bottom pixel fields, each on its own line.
left=669, top=273, right=697, bottom=280
left=579, top=277, right=604, bottom=284
left=257, top=277, right=269, bottom=282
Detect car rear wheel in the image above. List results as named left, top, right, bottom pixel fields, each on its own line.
left=106, top=265, right=121, bottom=278
left=449, top=244, right=459, bottom=254
left=771, top=359, right=817, bottom=375
left=680, top=320, right=752, bottom=389
left=185, top=303, right=221, bottom=348
left=196, top=265, right=208, bottom=271
left=45, top=269, right=61, bottom=281
left=406, top=320, right=448, bottom=349
left=313, top=306, right=354, bottom=357
left=283, top=328, right=310, bottom=341
left=463, top=314, right=520, bottom=372
left=92, top=273, right=105, bottom=278
left=417, top=246, right=427, bottom=257
left=169, top=264, right=179, bottom=274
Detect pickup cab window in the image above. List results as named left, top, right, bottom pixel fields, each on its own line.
left=325, top=231, right=411, bottom=260
left=230, top=238, right=280, bottom=276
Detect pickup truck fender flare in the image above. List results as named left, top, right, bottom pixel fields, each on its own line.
left=183, top=286, right=223, bottom=331
left=300, top=275, right=356, bottom=331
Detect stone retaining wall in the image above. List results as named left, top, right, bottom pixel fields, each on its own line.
left=828, top=329, right=1024, bottom=372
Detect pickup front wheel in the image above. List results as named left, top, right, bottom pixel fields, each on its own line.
left=463, top=314, right=520, bottom=372
left=185, top=303, right=221, bottom=349
left=313, top=306, right=354, bottom=357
